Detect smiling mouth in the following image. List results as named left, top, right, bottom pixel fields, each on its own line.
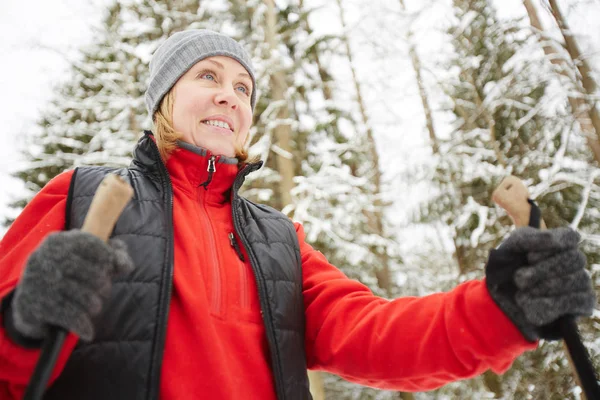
left=202, top=119, right=233, bottom=132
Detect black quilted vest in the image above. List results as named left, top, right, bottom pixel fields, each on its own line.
left=44, top=132, right=311, bottom=400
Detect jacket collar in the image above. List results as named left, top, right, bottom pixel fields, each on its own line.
left=168, top=141, right=240, bottom=204
left=132, top=131, right=263, bottom=202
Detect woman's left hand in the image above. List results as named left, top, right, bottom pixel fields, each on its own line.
left=485, top=227, right=596, bottom=341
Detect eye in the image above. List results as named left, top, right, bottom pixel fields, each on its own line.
left=197, top=69, right=217, bottom=81
left=236, top=83, right=251, bottom=96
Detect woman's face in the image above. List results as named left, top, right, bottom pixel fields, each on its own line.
left=172, top=56, right=253, bottom=158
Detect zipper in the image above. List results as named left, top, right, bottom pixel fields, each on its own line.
left=199, top=155, right=216, bottom=189
left=230, top=164, right=286, bottom=400
left=229, top=232, right=249, bottom=310
left=196, top=155, right=222, bottom=316
left=146, top=133, right=175, bottom=399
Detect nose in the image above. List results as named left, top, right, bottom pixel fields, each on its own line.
left=214, top=86, right=239, bottom=110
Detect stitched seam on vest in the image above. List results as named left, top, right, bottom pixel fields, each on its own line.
left=251, top=216, right=293, bottom=221
left=72, top=194, right=162, bottom=203
left=275, top=327, right=304, bottom=332
left=246, top=240, right=297, bottom=246
left=112, top=281, right=160, bottom=285
left=77, top=340, right=151, bottom=345
left=265, top=278, right=301, bottom=283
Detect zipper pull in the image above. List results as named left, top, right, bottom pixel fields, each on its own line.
left=208, top=155, right=216, bottom=173
left=229, top=232, right=246, bottom=262
left=199, top=155, right=217, bottom=189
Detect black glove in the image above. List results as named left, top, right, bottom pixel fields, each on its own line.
left=6, top=230, right=134, bottom=343
left=486, top=227, right=596, bottom=342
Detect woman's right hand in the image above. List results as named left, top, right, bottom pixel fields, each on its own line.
left=10, top=230, right=135, bottom=342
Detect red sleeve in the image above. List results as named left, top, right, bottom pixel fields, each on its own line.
left=298, top=223, right=538, bottom=392
left=0, top=170, right=79, bottom=399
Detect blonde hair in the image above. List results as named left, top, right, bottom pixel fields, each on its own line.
left=152, top=90, right=255, bottom=163
left=153, top=91, right=181, bottom=161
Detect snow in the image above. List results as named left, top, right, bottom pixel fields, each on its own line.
left=1, top=0, right=600, bottom=396
left=0, top=0, right=109, bottom=231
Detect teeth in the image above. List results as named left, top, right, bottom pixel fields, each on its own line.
left=203, top=119, right=232, bottom=130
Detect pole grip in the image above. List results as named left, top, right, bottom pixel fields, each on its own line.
left=23, top=174, right=133, bottom=400
left=492, top=176, right=600, bottom=400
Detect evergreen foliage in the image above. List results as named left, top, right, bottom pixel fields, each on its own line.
left=6, top=0, right=600, bottom=397
left=413, top=0, right=600, bottom=397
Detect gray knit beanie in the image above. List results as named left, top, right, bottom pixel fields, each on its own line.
left=145, top=29, right=257, bottom=118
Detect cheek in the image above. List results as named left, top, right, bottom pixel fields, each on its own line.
left=240, top=107, right=253, bottom=131
left=237, top=130, right=249, bottom=147
left=173, top=88, right=207, bottom=123
left=237, top=110, right=253, bottom=144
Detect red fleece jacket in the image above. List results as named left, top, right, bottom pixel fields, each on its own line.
left=0, top=146, right=536, bottom=399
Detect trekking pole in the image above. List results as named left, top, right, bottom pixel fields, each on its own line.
left=23, top=174, right=133, bottom=400
left=492, top=176, right=600, bottom=400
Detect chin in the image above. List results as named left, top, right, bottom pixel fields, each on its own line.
left=189, top=134, right=235, bottom=157
left=204, top=144, right=236, bottom=158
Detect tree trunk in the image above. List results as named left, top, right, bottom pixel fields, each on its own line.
left=407, top=33, right=439, bottom=154
left=326, top=1, right=414, bottom=397
left=522, top=0, right=600, bottom=163
left=129, top=62, right=140, bottom=135
left=299, top=0, right=392, bottom=394
left=264, top=0, right=295, bottom=208
left=547, top=0, right=597, bottom=98
left=335, top=0, right=393, bottom=298
left=398, top=0, right=476, bottom=289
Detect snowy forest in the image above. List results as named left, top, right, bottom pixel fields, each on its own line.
left=4, top=0, right=600, bottom=398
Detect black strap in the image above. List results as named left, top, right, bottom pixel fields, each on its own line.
left=527, top=199, right=600, bottom=399
left=1, top=291, right=44, bottom=349
left=527, top=199, right=541, bottom=229
left=560, top=318, right=600, bottom=399
left=64, top=168, right=78, bottom=230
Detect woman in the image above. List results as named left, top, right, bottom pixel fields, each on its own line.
left=0, top=29, right=595, bottom=399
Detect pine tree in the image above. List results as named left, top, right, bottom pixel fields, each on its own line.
left=9, top=3, right=142, bottom=214
left=416, top=0, right=600, bottom=397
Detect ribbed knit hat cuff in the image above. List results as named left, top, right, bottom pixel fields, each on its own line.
left=145, top=32, right=257, bottom=117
